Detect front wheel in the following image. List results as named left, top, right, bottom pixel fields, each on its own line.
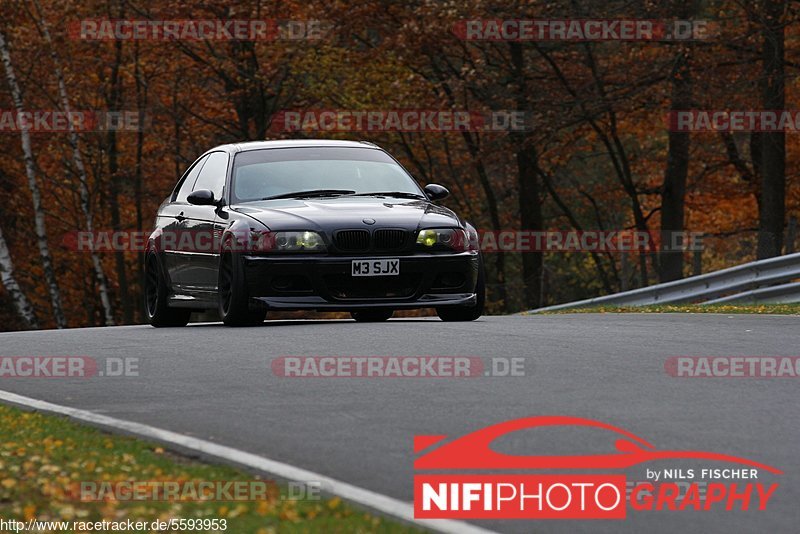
left=351, top=309, right=394, bottom=322
left=218, top=250, right=267, bottom=327
left=144, top=252, right=191, bottom=327
left=436, top=255, right=485, bottom=322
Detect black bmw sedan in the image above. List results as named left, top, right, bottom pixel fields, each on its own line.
left=144, top=140, right=484, bottom=326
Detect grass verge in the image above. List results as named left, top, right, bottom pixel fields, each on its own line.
left=0, top=403, right=417, bottom=533
left=534, top=303, right=800, bottom=315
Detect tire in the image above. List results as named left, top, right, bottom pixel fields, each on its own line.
left=144, top=252, right=191, bottom=327
left=436, top=255, right=485, bottom=322
left=351, top=309, right=394, bottom=322
left=218, top=249, right=267, bottom=326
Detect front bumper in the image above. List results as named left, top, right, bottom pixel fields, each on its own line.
left=242, top=251, right=479, bottom=311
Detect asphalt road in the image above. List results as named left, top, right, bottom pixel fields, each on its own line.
left=0, top=313, right=798, bottom=533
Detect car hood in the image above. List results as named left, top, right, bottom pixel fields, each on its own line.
left=230, top=197, right=463, bottom=232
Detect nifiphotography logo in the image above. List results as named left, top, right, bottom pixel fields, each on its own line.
left=413, top=416, right=781, bottom=519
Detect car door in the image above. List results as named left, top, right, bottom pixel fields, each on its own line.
left=163, top=154, right=209, bottom=287
left=182, top=151, right=229, bottom=291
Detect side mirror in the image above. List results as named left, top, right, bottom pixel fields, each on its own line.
left=187, top=189, right=216, bottom=206
left=424, top=184, right=450, bottom=201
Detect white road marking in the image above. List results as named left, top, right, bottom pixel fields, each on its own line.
left=0, top=389, right=496, bottom=534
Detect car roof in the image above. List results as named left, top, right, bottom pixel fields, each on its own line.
left=211, top=139, right=381, bottom=154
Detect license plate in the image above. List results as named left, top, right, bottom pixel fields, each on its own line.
left=351, top=258, right=400, bottom=277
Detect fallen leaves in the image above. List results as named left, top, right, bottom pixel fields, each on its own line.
left=0, top=404, right=413, bottom=532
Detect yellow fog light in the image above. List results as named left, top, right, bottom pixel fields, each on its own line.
left=416, top=229, right=438, bottom=247
left=297, top=231, right=323, bottom=249
left=273, top=231, right=325, bottom=252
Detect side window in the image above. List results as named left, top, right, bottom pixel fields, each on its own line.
left=174, top=155, right=209, bottom=203
left=193, top=152, right=228, bottom=200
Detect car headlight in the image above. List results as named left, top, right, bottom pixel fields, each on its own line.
left=275, top=231, right=325, bottom=251
left=416, top=229, right=469, bottom=251
left=252, top=230, right=325, bottom=252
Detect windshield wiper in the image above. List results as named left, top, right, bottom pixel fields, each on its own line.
left=261, top=189, right=356, bottom=200
left=347, top=191, right=426, bottom=199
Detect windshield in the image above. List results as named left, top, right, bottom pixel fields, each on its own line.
left=231, top=147, right=423, bottom=202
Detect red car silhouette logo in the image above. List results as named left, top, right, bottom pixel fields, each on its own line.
left=414, top=416, right=782, bottom=474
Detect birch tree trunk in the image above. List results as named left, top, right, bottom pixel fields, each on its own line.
left=0, top=29, right=66, bottom=328
left=31, top=2, right=115, bottom=325
left=0, top=226, right=39, bottom=329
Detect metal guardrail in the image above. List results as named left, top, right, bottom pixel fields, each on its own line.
left=528, top=252, right=800, bottom=313
left=705, top=281, right=800, bottom=304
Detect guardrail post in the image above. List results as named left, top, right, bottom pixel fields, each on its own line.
left=693, top=233, right=703, bottom=276
left=786, top=216, right=797, bottom=254
left=621, top=252, right=630, bottom=291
